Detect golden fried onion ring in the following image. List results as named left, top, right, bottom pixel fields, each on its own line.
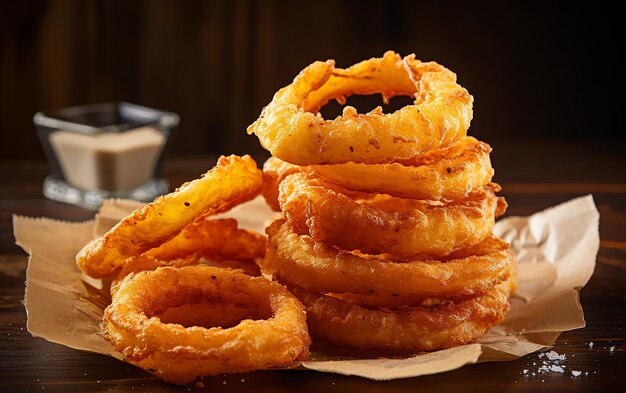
left=280, top=173, right=506, bottom=259
left=110, top=255, right=196, bottom=298
left=308, top=136, right=494, bottom=200
left=111, top=258, right=260, bottom=299
left=328, top=266, right=518, bottom=310
left=262, top=156, right=303, bottom=212
left=103, top=265, right=311, bottom=385
left=261, top=137, right=493, bottom=207
left=146, top=218, right=266, bottom=264
left=290, top=275, right=515, bottom=351
left=110, top=218, right=265, bottom=296
left=327, top=292, right=448, bottom=310
left=248, top=51, right=473, bottom=165
left=263, top=219, right=513, bottom=298
left=76, top=155, right=262, bottom=278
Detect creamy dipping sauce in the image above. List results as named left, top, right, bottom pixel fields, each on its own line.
left=49, top=127, right=166, bottom=192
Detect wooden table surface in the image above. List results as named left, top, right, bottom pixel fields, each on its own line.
left=1, top=139, right=625, bottom=392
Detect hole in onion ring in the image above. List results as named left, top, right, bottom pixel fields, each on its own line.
left=154, top=301, right=270, bottom=329
left=319, top=94, right=416, bottom=119
left=143, top=284, right=273, bottom=329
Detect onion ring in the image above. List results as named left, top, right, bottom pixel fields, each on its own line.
left=248, top=51, right=473, bottom=165
left=327, top=292, right=449, bottom=310
left=307, top=136, right=494, bottom=200
left=76, top=155, right=262, bottom=278
left=327, top=266, right=518, bottom=309
left=261, top=137, right=494, bottom=206
left=111, top=218, right=265, bottom=296
left=280, top=173, right=506, bottom=258
left=103, top=265, right=310, bottom=385
left=145, top=218, right=266, bottom=264
left=110, top=255, right=261, bottom=298
left=262, top=156, right=303, bottom=212
left=262, top=219, right=513, bottom=298
left=110, top=255, right=196, bottom=297
left=289, top=275, right=515, bottom=351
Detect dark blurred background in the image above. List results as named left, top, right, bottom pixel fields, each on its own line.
left=1, top=1, right=624, bottom=168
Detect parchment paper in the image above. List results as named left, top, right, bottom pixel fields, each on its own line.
left=12, top=195, right=599, bottom=380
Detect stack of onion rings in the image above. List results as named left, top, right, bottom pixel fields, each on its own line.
left=75, top=51, right=516, bottom=382
left=76, top=155, right=311, bottom=385
left=251, top=52, right=517, bottom=351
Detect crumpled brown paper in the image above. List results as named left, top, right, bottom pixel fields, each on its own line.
left=12, top=195, right=599, bottom=380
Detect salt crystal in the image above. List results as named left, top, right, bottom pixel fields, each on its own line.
left=549, top=365, right=565, bottom=373
left=609, top=345, right=616, bottom=352
left=528, top=350, right=573, bottom=376
left=546, top=350, right=566, bottom=361
left=588, top=342, right=594, bottom=348
left=572, top=370, right=582, bottom=377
